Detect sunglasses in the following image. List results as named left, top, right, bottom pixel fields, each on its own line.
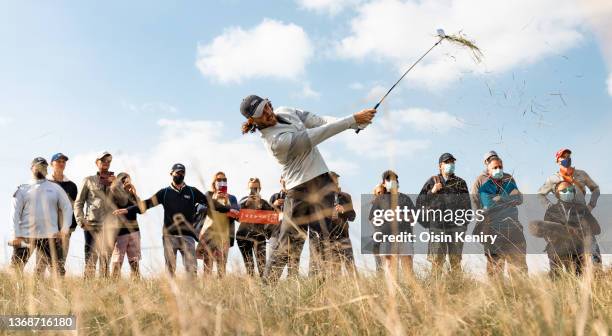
left=100, top=158, right=112, bottom=164
left=216, top=177, right=227, bottom=182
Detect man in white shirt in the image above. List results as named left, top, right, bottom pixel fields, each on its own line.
left=9, top=157, right=73, bottom=276
left=240, top=95, right=376, bottom=280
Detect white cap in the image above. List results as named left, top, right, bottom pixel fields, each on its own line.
left=96, top=151, right=112, bottom=161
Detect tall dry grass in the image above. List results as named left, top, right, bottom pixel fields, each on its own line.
left=0, top=267, right=610, bottom=335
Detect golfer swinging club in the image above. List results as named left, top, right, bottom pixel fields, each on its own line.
left=240, top=95, right=376, bottom=280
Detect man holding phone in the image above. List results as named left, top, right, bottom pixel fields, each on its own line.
left=74, top=151, right=117, bottom=278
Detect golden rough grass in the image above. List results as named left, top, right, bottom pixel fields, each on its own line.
left=0, top=269, right=610, bottom=335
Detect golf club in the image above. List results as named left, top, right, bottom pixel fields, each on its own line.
left=356, top=29, right=447, bottom=133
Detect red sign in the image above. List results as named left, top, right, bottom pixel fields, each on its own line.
left=238, top=209, right=280, bottom=225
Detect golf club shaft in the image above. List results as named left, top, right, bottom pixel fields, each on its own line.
left=356, top=37, right=444, bottom=133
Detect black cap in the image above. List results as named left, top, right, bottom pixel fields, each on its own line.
left=171, top=163, right=186, bottom=173
left=240, top=95, right=269, bottom=119
left=31, top=157, right=48, bottom=166
left=439, top=153, right=456, bottom=164
left=382, top=170, right=398, bottom=181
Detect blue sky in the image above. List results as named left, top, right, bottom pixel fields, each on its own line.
left=1, top=1, right=611, bottom=274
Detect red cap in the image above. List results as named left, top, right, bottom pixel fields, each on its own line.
left=555, top=148, right=571, bottom=161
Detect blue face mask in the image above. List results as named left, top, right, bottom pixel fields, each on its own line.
left=560, top=158, right=572, bottom=168
left=443, top=163, right=455, bottom=175
left=491, top=168, right=503, bottom=180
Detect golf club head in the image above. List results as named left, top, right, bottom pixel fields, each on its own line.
left=436, top=28, right=446, bottom=38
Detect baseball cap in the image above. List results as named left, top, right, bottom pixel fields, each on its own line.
left=483, top=150, right=499, bottom=164
left=96, top=151, right=112, bottom=161
left=240, top=95, right=269, bottom=119
left=439, top=153, right=456, bottom=164
left=171, top=163, right=186, bottom=173
left=31, top=157, right=48, bottom=166
left=51, top=153, right=69, bottom=162
left=555, top=148, right=571, bottom=161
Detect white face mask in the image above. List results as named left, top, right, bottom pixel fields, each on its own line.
left=491, top=168, right=504, bottom=180
left=384, top=180, right=397, bottom=191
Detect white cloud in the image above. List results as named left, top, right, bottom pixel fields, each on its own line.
left=196, top=19, right=313, bottom=83
left=349, top=82, right=364, bottom=90
left=295, top=82, right=321, bottom=99
left=380, top=108, right=464, bottom=133
left=297, top=0, right=361, bottom=15
left=336, top=0, right=590, bottom=88
left=366, top=84, right=387, bottom=101
left=122, top=102, right=179, bottom=116
left=337, top=107, right=460, bottom=159
left=0, top=116, right=11, bottom=126
left=579, top=1, right=612, bottom=95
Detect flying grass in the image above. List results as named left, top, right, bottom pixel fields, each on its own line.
left=442, top=32, right=484, bottom=63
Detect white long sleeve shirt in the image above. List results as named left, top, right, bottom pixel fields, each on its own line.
left=259, top=107, right=360, bottom=190
left=10, top=178, right=73, bottom=239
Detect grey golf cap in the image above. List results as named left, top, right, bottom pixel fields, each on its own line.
left=31, top=157, right=48, bottom=166
left=240, top=95, right=269, bottom=119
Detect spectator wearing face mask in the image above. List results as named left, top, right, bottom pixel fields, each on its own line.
left=529, top=181, right=600, bottom=278
left=236, top=178, right=275, bottom=277
left=110, top=172, right=141, bottom=278
left=114, top=164, right=236, bottom=277
left=537, top=148, right=602, bottom=267
left=416, top=153, right=471, bottom=275
left=10, top=157, right=72, bottom=276
left=471, top=152, right=527, bottom=278
left=368, top=170, right=416, bottom=277
left=198, top=171, right=240, bottom=277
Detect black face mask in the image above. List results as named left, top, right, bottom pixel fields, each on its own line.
left=35, top=172, right=46, bottom=180
left=173, top=175, right=185, bottom=185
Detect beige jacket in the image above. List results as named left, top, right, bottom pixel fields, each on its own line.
left=537, top=169, right=600, bottom=209
left=74, top=174, right=115, bottom=227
